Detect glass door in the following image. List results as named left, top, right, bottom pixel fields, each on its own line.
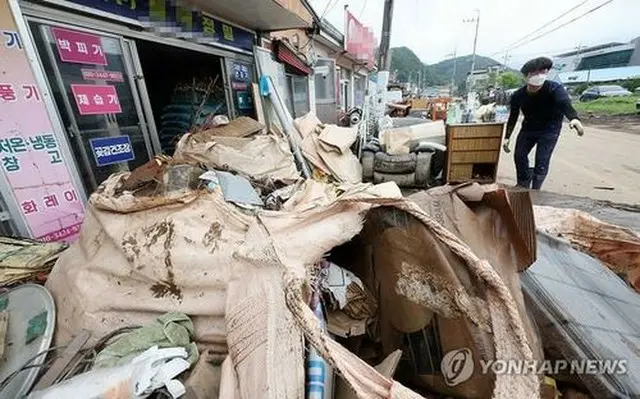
left=314, top=58, right=337, bottom=124
left=224, top=58, right=255, bottom=119
left=27, top=20, right=155, bottom=192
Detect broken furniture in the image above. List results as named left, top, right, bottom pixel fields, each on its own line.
left=445, top=122, right=505, bottom=184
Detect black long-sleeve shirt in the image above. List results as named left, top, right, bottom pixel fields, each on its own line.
left=505, top=80, right=579, bottom=139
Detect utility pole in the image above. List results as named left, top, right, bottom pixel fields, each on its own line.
left=502, top=51, right=510, bottom=72
left=464, top=9, right=481, bottom=81
left=574, top=44, right=585, bottom=70
left=447, top=49, right=457, bottom=96
left=378, top=0, right=395, bottom=71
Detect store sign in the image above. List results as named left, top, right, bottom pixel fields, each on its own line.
left=52, top=27, right=107, bottom=65
left=0, top=0, right=84, bottom=242
left=89, top=135, right=135, bottom=166
left=232, top=63, right=250, bottom=82
left=71, top=84, right=121, bottom=115
left=345, top=10, right=376, bottom=67
left=57, top=0, right=254, bottom=52
left=81, top=69, right=124, bottom=82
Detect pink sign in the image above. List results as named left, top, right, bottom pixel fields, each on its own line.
left=345, top=10, right=376, bottom=68
left=0, top=0, right=84, bottom=243
left=345, top=10, right=365, bottom=56
left=81, top=69, right=124, bottom=82
left=71, top=84, right=121, bottom=115
left=52, top=27, right=107, bottom=65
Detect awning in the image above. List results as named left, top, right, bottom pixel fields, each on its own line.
left=186, top=0, right=313, bottom=31
left=273, top=41, right=313, bottom=75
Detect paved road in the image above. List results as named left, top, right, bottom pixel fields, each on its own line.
left=497, top=123, right=640, bottom=205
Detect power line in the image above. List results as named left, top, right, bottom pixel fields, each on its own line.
left=502, top=0, right=590, bottom=53
left=507, top=0, right=615, bottom=52
left=359, top=0, right=368, bottom=18
left=320, top=0, right=341, bottom=20
left=493, top=0, right=615, bottom=56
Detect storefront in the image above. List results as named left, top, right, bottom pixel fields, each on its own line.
left=0, top=0, right=312, bottom=240
left=271, top=38, right=312, bottom=118
left=311, top=12, right=376, bottom=124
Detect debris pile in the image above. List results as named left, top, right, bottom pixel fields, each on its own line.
left=1, top=75, right=639, bottom=399
left=0, top=237, right=67, bottom=287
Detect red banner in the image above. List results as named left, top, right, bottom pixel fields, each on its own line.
left=71, top=84, right=121, bottom=115
left=52, top=27, right=107, bottom=65
left=345, top=10, right=376, bottom=68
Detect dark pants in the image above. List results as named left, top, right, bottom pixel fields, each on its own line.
left=514, top=129, right=560, bottom=190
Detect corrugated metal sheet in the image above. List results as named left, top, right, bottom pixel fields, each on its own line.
left=558, top=66, right=640, bottom=84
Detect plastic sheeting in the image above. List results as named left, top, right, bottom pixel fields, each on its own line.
left=522, top=232, right=640, bottom=398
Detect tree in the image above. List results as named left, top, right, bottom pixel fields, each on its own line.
left=621, top=78, right=640, bottom=93
left=498, top=72, right=523, bottom=89
left=487, top=71, right=499, bottom=88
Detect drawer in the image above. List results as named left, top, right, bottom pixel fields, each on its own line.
left=450, top=138, right=501, bottom=151
left=448, top=125, right=504, bottom=139
left=450, top=151, right=499, bottom=164
left=448, top=164, right=473, bottom=181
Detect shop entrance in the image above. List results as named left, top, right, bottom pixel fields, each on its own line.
left=134, top=40, right=227, bottom=155
left=28, top=20, right=156, bottom=192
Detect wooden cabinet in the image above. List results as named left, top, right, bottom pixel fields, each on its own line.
left=445, top=123, right=505, bottom=184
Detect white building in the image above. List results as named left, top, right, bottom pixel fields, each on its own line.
left=551, top=37, right=640, bottom=83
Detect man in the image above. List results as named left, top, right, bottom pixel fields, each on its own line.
left=503, top=57, right=585, bottom=190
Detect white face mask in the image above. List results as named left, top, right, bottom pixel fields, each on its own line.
left=527, top=73, right=548, bottom=86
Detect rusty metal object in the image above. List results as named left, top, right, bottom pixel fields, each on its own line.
left=117, top=155, right=172, bottom=194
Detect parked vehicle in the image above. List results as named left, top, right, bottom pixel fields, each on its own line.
left=579, top=85, right=632, bottom=102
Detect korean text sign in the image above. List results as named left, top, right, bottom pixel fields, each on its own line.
left=0, top=0, right=84, bottom=242
left=71, top=84, right=121, bottom=115
left=89, top=135, right=135, bottom=166
left=52, top=27, right=107, bottom=65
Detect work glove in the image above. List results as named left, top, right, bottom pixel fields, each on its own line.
left=569, top=119, right=585, bottom=136
left=503, top=138, right=511, bottom=153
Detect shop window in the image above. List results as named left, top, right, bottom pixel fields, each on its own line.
left=314, top=60, right=336, bottom=103
left=292, top=76, right=310, bottom=117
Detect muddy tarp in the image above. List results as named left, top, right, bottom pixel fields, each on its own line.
left=350, top=184, right=543, bottom=399
left=47, top=178, right=540, bottom=399
left=173, top=133, right=299, bottom=180
left=534, top=205, right=640, bottom=293
left=522, top=232, right=640, bottom=398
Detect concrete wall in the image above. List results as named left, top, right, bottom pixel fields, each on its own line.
left=273, top=0, right=313, bottom=25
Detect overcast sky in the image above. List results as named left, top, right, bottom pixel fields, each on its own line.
left=308, top=0, right=639, bottom=67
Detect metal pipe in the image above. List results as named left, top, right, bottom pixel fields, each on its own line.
left=264, top=76, right=312, bottom=178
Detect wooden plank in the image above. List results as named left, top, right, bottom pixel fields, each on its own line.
left=450, top=150, right=499, bottom=164
left=33, top=330, right=91, bottom=391
left=445, top=125, right=452, bottom=182
left=0, top=311, right=8, bottom=360
left=251, top=83, right=267, bottom=133
left=449, top=123, right=504, bottom=139
left=450, top=137, right=501, bottom=151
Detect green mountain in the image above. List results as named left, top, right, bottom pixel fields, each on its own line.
left=430, top=54, right=505, bottom=85
left=390, top=47, right=507, bottom=87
